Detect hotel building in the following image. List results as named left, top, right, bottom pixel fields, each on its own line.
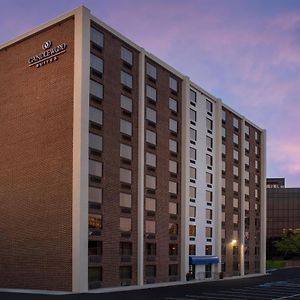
left=0, top=6, right=266, bottom=293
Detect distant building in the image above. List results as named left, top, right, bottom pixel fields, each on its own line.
left=267, top=178, right=300, bottom=258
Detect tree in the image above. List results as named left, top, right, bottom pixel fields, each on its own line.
left=273, top=233, right=300, bottom=258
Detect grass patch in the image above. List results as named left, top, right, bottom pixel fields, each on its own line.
left=266, top=260, right=285, bottom=269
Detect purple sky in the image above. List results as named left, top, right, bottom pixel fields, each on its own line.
left=1, top=0, right=300, bottom=187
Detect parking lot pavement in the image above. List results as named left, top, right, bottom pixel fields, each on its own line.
left=1, top=268, right=300, bottom=300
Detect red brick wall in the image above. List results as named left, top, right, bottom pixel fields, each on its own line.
left=0, top=18, right=74, bottom=291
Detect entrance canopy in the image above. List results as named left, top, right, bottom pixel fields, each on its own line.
left=189, top=256, right=219, bottom=265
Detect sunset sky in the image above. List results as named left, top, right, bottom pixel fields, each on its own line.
left=1, top=0, right=300, bottom=187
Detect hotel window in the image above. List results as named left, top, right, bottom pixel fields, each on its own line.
left=255, top=174, right=259, bottom=184
left=90, top=79, right=103, bottom=99
left=90, top=53, right=103, bottom=74
left=121, top=46, right=133, bottom=66
left=121, top=71, right=132, bottom=89
left=169, top=202, right=177, bottom=215
left=89, top=160, right=102, bottom=177
left=206, top=118, right=213, bottom=131
left=190, top=147, right=196, bottom=160
left=145, top=220, right=156, bottom=234
left=120, top=266, right=132, bottom=280
left=245, top=155, right=249, bottom=166
left=206, top=154, right=213, bottom=166
left=120, top=242, right=132, bottom=256
left=189, top=244, right=196, bottom=255
left=120, top=193, right=131, bottom=208
left=89, top=214, right=102, bottom=229
left=120, top=119, right=132, bottom=136
left=146, top=107, right=157, bottom=123
left=205, top=227, right=212, bottom=238
left=245, top=125, right=250, bottom=136
left=189, top=206, right=196, bottom=218
left=146, top=175, right=156, bottom=189
left=146, top=152, right=156, bottom=167
left=233, top=182, right=239, bottom=193
left=145, top=265, right=156, bottom=278
left=255, top=131, right=259, bottom=140
left=190, top=128, right=197, bottom=141
left=222, top=178, right=226, bottom=189
left=245, top=140, right=249, bottom=151
left=255, top=145, right=259, bottom=155
left=146, top=85, right=157, bottom=101
left=169, top=244, right=178, bottom=256
left=222, top=110, right=226, bottom=121
left=146, top=129, right=156, bottom=145
left=206, top=209, right=212, bottom=220
left=89, top=187, right=102, bottom=203
left=146, top=62, right=157, bottom=79
left=169, top=119, right=178, bottom=133
left=145, top=197, right=156, bottom=212
left=255, top=189, right=259, bottom=198
left=169, top=264, right=178, bottom=276
left=90, top=106, right=103, bottom=125
left=233, top=117, right=239, bottom=129
left=190, top=186, right=196, bottom=198
left=222, top=144, right=226, bottom=155
left=233, top=215, right=238, bottom=224
left=120, top=143, right=132, bottom=160
left=206, top=100, right=213, bottom=113
left=233, top=149, right=239, bottom=161
left=206, top=172, right=213, bottom=185
left=245, top=185, right=249, bottom=195
left=120, top=217, right=131, bottom=232
left=169, top=98, right=177, bottom=112
left=233, top=133, right=239, bottom=145
left=120, top=193, right=132, bottom=208
left=190, top=167, right=196, bottom=180
left=233, top=230, right=238, bottom=240
left=206, top=136, right=213, bottom=149
left=222, top=127, right=226, bottom=138
left=221, top=229, right=225, bottom=239
left=190, top=109, right=196, bottom=122
left=169, top=139, right=177, bottom=153
left=189, top=225, right=196, bottom=236
left=233, top=198, right=238, bottom=208
left=120, top=95, right=133, bottom=112
left=190, top=89, right=197, bottom=103
left=205, top=245, right=212, bottom=255
left=206, top=191, right=212, bottom=202
left=255, top=160, right=259, bottom=169
left=222, top=211, right=225, bottom=222
left=89, top=133, right=102, bottom=151
left=221, top=194, right=225, bottom=205
left=169, top=160, right=177, bottom=174
left=169, top=223, right=178, bottom=235
left=146, top=243, right=156, bottom=256
left=91, top=27, right=104, bottom=48
left=120, top=168, right=132, bottom=184
left=169, top=77, right=178, bottom=92
left=245, top=171, right=249, bottom=181
left=169, top=181, right=177, bottom=194
left=222, top=161, right=226, bottom=173
left=233, top=166, right=239, bottom=177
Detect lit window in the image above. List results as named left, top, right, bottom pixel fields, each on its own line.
left=190, top=90, right=196, bottom=103
left=120, top=217, right=131, bottom=232
left=169, top=119, right=178, bottom=133
left=90, top=80, right=103, bottom=99
left=89, top=214, right=102, bottom=229
left=169, top=139, right=177, bottom=152
left=169, top=202, right=177, bottom=215
left=120, top=143, right=132, bottom=160
left=169, top=223, right=178, bottom=235
left=206, top=227, right=212, bottom=238
left=169, top=160, right=177, bottom=173
left=121, top=46, right=133, bottom=65
left=89, top=187, right=102, bottom=203
left=169, top=98, right=177, bottom=112
left=169, top=77, right=178, bottom=92
left=233, top=133, right=239, bottom=144
left=189, top=206, right=196, bottom=218
left=190, top=147, right=196, bottom=160
left=145, top=220, right=156, bottom=233
left=146, top=129, right=156, bottom=145
left=206, top=136, right=213, bottom=148
left=169, top=181, right=177, bottom=194
left=206, top=118, right=213, bottom=131
left=146, top=62, right=157, bottom=79
left=120, top=193, right=132, bottom=208
left=206, top=172, right=213, bottom=185
left=190, top=109, right=196, bottom=122
left=146, top=85, right=157, bottom=101
left=146, top=107, right=157, bottom=123
left=146, top=175, right=156, bottom=189
left=190, top=186, right=196, bottom=198
left=206, top=209, right=212, bottom=220
left=146, top=152, right=156, bottom=167
left=89, top=160, right=102, bottom=177
left=120, top=168, right=132, bottom=184
left=206, top=100, right=213, bottom=113
left=89, top=133, right=102, bottom=151
left=190, top=167, right=196, bottom=180
left=206, top=191, right=212, bottom=202
left=91, top=27, right=104, bottom=48
left=145, top=197, right=156, bottom=211
left=190, top=128, right=197, bottom=141
left=121, top=71, right=132, bottom=88
left=206, top=154, right=213, bottom=166
left=120, top=119, right=132, bottom=136
left=120, top=95, right=133, bottom=112
left=90, top=53, right=103, bottom=74
left=189, top=225, right=196, bottom=236
left=233, top=117, right=239, bottom=129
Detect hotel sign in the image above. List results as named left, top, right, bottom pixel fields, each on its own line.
left=28, top=40, right=67, bottom=68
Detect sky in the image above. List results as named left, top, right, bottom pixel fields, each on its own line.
left=1, top=0, right=300, bottom=187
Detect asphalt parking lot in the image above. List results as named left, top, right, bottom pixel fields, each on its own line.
left=1, top=267, right=300, bottom=300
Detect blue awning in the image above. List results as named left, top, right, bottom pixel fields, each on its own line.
left=189, top=256, right=219, bottom=265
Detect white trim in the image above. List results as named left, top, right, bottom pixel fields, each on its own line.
left=137, top=50, right=145, bottom=286
left=72, top=6, right=90, bottom=293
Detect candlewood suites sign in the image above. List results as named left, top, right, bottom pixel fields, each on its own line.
left=28, top=40, right=67, bottom=68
